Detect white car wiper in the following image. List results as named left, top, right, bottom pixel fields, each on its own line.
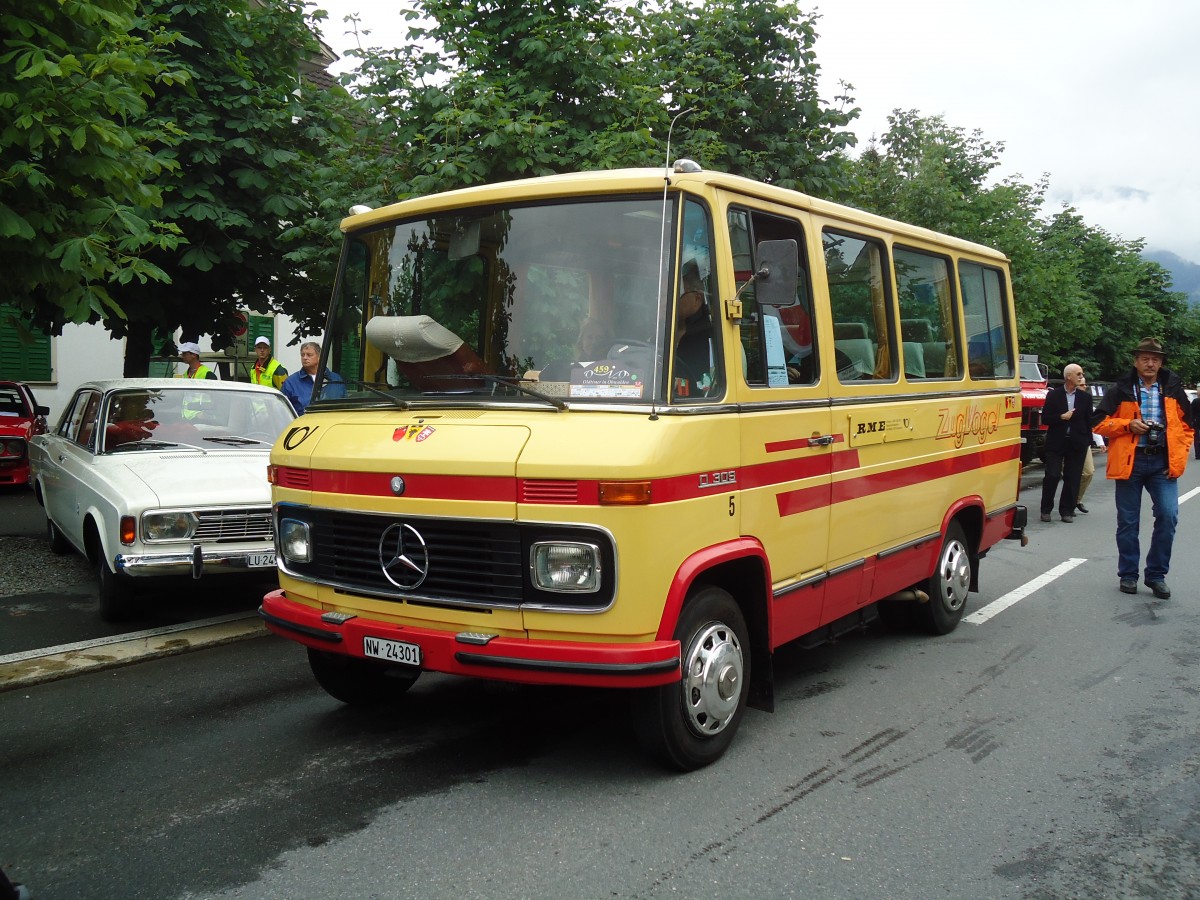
left=204, top=435, right=268, bottom=445
left=108, top=439, right=206, bottom=453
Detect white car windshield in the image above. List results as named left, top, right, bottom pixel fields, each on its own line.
left=101, top=387, right=294, bottom=452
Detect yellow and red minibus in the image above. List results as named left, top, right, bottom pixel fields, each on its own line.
left=260, top=164, right=1027, bottom=769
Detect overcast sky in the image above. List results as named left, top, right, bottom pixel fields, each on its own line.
left=312, top=1, right=1200, bottom=266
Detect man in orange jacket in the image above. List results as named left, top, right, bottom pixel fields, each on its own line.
left=1092, top=338, right=1194, bottom=599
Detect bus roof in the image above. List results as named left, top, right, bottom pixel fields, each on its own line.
left=341, top=166, right=1009, bottom=262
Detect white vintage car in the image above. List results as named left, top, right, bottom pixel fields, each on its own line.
left=29, top=379, right=296, bottom=621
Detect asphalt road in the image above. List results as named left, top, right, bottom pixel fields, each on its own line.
left=3, top=458, right=1200, bottom=898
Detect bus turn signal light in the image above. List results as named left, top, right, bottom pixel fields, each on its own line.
left=598, top=481, right=652, bottom=505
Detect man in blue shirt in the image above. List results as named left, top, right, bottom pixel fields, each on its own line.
left=281, top=341, right=345, bottom=415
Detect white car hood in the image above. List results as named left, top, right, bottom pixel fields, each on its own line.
left=121, top=451, right=271, bottom=508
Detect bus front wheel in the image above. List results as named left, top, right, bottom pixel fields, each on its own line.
left=920, top=522, right=971, bottom=635
left=632, top=586, right=751, bottom=771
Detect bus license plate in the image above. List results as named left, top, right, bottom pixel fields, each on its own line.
left=363, top=636, right=422, bottom=667
left=248, top=552, right=276, bottom=568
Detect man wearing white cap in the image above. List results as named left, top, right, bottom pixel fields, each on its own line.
left=175, top=341, right=216, bottom=380
left=249, top=335, right=287, bottom=389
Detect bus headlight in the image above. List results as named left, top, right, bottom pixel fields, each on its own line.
left=142, top=511, right=198, bottom=541
left=279, top=518, right=312, bottom=563
left=530, top=542, right=601, bottom=592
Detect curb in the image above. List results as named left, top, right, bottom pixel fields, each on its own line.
left=0, top=613, right=267, bottom=693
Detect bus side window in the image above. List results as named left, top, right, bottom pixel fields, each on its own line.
left=895, top=247, right=960, bottom=379
left=824, top=230, right=895, bottom=382
left=960, top=261, right=1013, bottom=380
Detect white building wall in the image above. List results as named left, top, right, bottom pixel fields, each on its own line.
left=34, top=314, right=322, bottom=426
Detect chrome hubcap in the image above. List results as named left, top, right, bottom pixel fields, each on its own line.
left=681, top=621, right=744, bottom=736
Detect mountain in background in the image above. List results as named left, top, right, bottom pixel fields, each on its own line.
left=1145, top=250, right=1200, bottom=306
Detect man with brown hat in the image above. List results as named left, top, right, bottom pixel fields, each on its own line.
left=1092, top=337, right=1194, bottom=598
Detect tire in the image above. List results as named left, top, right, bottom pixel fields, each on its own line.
left=307, top=648, right=420, bottom=706
left=96, top=551, right=135, bottom=622
left=47, top=517, right=71, bottom=556
left=918, top=521, right=971, bottom=635
left=632, top=586, right=751, bottom=771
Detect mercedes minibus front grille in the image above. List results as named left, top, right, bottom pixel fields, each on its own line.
left=307, top=510, right=525, bottom=605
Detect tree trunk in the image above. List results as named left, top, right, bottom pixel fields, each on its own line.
left=123, top=321, right=154, bottom=377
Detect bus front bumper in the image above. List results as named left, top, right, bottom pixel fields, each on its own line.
left=259, top=590, right=682, bottom=689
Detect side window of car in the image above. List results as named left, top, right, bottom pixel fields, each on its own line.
left=61, top=393, right=87, bottom=441
left=75, top=393, right=102, bottom=448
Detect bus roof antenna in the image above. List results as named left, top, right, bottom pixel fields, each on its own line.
left=651, top=106, right=697, bottom=419
left=663, top=108, right=696, bottom=185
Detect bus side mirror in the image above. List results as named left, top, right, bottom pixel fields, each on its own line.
left=754, top=240, right=799, bottom=308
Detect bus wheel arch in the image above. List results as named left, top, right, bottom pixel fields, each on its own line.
left=632, top=583, right=753, bottom=771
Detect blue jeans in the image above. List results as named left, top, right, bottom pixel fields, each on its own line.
left=1114, top=449, right=1179, bottom=582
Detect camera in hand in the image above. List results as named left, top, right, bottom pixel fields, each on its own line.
left=1145, top=420, right=1165, bottom=448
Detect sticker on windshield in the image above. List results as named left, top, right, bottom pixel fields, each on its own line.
left=569, top=361, right=645, bottom=399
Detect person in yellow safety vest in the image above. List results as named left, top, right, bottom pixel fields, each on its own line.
left=249, top=335, right=288, bottom=389
left=175, top=342, right=217, bottom=380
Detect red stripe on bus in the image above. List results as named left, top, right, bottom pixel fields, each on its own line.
left=305, top=469, right=517, bottom=502
left=284, top=442, right=1014, bottom=508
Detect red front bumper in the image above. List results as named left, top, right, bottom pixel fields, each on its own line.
left=259, top=590, right=682, bottom=689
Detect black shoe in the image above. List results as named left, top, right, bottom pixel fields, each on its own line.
left=1146, top=580, right=1171, bottom=600
left=1060, top=514, right=1074, bottom=523
left=1040, top=512, right=1051, bottom=523
left=1076, top=503, right=1088, bottom=514
left=1120, top=579, right=1137, bottom=594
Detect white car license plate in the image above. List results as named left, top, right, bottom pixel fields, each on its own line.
left=248, top=552, right=276, bottom=568
left=363, top=636, right=422, bottom=667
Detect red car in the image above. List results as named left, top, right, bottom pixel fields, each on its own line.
left=0, top=381, right=49, bottom=487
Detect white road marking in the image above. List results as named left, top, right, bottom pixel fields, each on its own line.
left=0, top=611, right=256, bottom=665
left=1179, top=485, right=1200, bottom=504
left=965, top=558, right=1088, bottom=625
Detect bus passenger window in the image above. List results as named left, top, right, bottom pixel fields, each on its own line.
left=824, top=231, right=894, bottom=382
left=960, top=261, right=1013, bottom=380
left=895, top=247, right=960, bottom=379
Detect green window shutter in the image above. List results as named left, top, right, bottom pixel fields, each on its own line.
left=0, top=306, right=52, bottom=381
left=249, top=314, right=273, bottom=345
left=148, top=327, right=178, bottom=377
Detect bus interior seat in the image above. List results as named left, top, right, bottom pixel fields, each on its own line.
left=923, top=342, right=948, bottom=376
left=902, top=318, right=949, bottom=376
left=902, top=341, right=926, bottom=378
left=834, top=338, right=874, bottom=377
left=834, top=322, right=868, bottom=340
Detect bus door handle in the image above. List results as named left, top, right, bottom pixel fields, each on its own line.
left=808, top=434, right=835, bottom=447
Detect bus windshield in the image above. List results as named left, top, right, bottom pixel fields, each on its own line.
left=321, top=195, right=681, bottom=407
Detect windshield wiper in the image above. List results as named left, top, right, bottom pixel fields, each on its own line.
left=330, top=379, right=410, bottom=408
left=108, top=439, right=205, bottom=453
left=204, top=435, right=268, bottom=445
left=432, top=374, right=567, bottom=410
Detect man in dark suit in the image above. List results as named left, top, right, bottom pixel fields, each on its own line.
left=1040, top=362, right=1094, bottom=523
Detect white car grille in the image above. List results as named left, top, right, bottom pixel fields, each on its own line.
left=194, top=507, right=274, bottom=543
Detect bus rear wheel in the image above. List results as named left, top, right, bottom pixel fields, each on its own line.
left=307, top=648, right=420, bottom=706
left=632, top=586, right=750, bottom=771
left=920, top=522, right=971, bottom=635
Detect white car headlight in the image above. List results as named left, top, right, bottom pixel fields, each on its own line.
left=530, top=542, right=601, bottom=592
left=279, top=518, right=312, bottom=563
left=142, top=511, right=198, bottom=541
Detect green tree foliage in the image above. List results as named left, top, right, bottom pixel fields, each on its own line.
left=841, top=110, right=1199, bottom=382
left=107, top=0, right=353, bottom=374
left=276, top=0, right=860, bottom=337
left=0, top=0, right=186, bottom=335
left=633, top=0, right=857, bottom=195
